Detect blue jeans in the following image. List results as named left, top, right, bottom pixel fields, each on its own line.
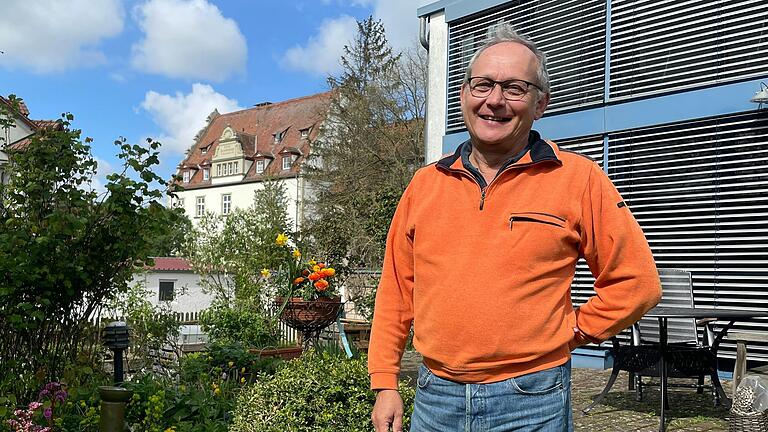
left=410, top=361, right=572, bottom=432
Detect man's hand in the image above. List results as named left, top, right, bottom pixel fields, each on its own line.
left=372, top=389, right=404, bottom=432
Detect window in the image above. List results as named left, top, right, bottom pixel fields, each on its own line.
left=216, top=164, right=221, bottom=177
left=196, top=196, right=205, bottom=217
left=175, top=197, right=185, bottom=209
left=282, top=155, right=293, bottom=170
left=201, top=146, right=208, bottom=155
left=300, top=128, right=310, bottom=139
left=203, top=168, right=210, bottom=181
left=183, top=170, right=190, bottom=183
left=159, top=280, right=174, bottom=301
left=273, top=131, right=284, bottom=144
left=222, top=194, right=231, bottom=215
left=256, top=159, right=266, bottom=174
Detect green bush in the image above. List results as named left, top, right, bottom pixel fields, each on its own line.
left=199, top=301, right=281, bottom=348
left=230, top=351, right=416, bottom=432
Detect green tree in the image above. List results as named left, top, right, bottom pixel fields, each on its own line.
left=0, top=102, right=186, bottom=399
left=187, top=178, right=292, bottom=347
left=303, top=17, right=426, bottom=313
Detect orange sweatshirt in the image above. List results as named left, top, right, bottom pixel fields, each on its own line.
left=368, top=135, right=661, bottom=390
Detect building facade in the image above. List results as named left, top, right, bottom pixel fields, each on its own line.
left=418, top=0, right=768, bottom=361
left=172, top=92, right=331, bottom=231
left=0, top=96, right=57, bottom=184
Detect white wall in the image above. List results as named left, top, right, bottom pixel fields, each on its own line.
left=131, top=270, right=214, bottom=314
left=174, top=176, right=304, bottom=232
left=425, top=11, right=449, bottom=163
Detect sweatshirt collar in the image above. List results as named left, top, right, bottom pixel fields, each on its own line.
left=436, top=130, right=561, bottom=174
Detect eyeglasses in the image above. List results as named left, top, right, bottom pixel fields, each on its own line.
left=467, top=77, right=543, bottom=100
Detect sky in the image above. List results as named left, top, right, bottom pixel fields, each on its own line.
left=0, top=0, right=430, bottom=188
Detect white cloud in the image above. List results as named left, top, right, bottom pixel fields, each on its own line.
left=283, top=0, right=423, bottom=77
left=131, top=0, right=247, bottom=81
left=0, top=0, right=124, bottom=73
left=281, top=15, right=358, bottom=77
left=140, top=83, right=242, bottom=160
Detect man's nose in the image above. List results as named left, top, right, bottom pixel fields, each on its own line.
left=485, top=83, right=506, bottom=105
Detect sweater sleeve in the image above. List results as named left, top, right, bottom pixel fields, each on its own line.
left=577, top=163, right=662, bottom=342
left=367, top=181, right=416, bottom=390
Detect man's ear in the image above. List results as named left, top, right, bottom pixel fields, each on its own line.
left=534, top=92, right=550, bottom=120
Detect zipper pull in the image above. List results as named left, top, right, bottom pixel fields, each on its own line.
left=479, top=189, right=486, bottom=210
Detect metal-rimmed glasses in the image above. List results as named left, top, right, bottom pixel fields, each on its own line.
left=467, top=77, right=543, bottom=100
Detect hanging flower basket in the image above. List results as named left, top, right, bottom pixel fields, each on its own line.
left=275, top=296, right=343, bottom=332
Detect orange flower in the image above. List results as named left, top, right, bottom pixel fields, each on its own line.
left=308, top=272, right=322, bottom=281
left=318, top=263, right=326, bottom=269
left=320, top=268, right=335, bottom=277
left=314, top=279, right=329, bottom=291
left=301, top=269, right=310, bottom=277
left=293, top=277, right=304, bottom=285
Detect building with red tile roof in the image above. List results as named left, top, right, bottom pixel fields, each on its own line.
left=1, top=96, right=59, bottom=183
left=172, top=91, right=332, bottom=228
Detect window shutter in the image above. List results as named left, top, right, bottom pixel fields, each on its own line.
left=608, top=111, right=768, bottom=360
left=610, top=0, right=768, bottom=100
left=446, top=0, right=606, bottom=133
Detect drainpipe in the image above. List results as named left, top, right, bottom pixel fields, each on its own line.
left=419, top=16, right=430, bottom=51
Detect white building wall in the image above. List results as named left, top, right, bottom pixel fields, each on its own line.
left=131, top=270, right=214, bottom=314
left=174, top=176, right=304, bottom=232
left=425, top=11, right=449, bottom=163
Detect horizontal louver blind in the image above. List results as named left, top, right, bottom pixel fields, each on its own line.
left=610, top=0, right=768, bottom=100
left=446, top=0, right=606, bottom=133
left=555, top=135, right=604, bottom=307
left=608, top=111, right=768, bottom=360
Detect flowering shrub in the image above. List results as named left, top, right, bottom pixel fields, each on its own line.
left=6, top=402, right=51, bottom=432
left=269, top=233, right=338, bottom=301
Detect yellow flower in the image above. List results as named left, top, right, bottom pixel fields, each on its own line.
left=308, top=259, right=317, bottom=265
left=241, top=367, right=246, bottom=373
left=228, top=361, right=234, bottom=368
left=213, top=387, right=221, bottom=396
left=276, top=233, right=289, bottom=246
left=240, top=377, right=246, bottom=384
left=260, top=268, right=271, bottom=278
left=312, top=265, right=321, bottom=272
left=292, top=249, right=301, bottom=258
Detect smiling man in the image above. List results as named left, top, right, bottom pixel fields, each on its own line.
left=369, top=23, right=661, bottom=432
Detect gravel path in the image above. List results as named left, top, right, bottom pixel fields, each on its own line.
left=399, top=351, right=730, bottom=431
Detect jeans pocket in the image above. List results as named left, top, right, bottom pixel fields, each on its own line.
left=508, top=365, right=564, bottom=395
left=417, top=364, right=433, bottom=389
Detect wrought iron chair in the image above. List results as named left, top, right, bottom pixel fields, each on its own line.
left=583, top=269, right=725, bottom=413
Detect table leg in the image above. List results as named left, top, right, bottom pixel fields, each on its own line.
left=659, top=317, right=668, bottom=432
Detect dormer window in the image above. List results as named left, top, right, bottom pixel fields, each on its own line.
left=282, top=155, right=294, bottom=170
left=183, top=170, right=190, bottom=183
left=300, top=128, right=311, bottom=139
left=256, top=159, right=267, bottom=174
left=201, top=146, right=208, bottom=155
left=273, top=129, right=287, bottom=144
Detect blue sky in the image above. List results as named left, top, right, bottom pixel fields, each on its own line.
left=1, top=0, right=427, bottom=188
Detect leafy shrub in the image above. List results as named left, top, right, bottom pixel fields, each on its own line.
left=199, top=301, right=280, bottom=348
left=230, top=351, right=416, bottom=432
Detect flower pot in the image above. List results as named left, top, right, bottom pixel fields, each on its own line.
left=249, top=346, right=303, bottom=360
left=275, top=296, right=343, bottom=332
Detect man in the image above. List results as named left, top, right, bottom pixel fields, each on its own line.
left=369, top=23, right=662, bottom=432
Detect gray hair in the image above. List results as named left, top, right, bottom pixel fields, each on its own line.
left=462, top=22, right=550, bottom=95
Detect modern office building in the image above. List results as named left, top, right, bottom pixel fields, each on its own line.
left=417, top=0, right=768, bottom=361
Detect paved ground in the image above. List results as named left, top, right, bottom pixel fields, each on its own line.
left=400, top=351, right=731, bottom=431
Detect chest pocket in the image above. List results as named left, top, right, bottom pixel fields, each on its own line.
left=509, top=212, right=566, bottom=229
